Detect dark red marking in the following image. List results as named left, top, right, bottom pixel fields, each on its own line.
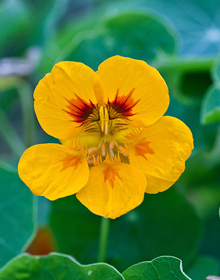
left=107, top=88, right=139, bottom=120
left=63, top=94, right=99, bottom=126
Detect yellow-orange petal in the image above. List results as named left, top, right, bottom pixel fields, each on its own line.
left=95, top=55, right=169, bottom=127
left=18, top=144, right=89, bottom=200
left=60, top=130, right=101, bottom=150
left=76, top=162, right=146, bottom=218
left=34, top=61, right=101, bottom=139
left=127, top=116, right=194, bottom=194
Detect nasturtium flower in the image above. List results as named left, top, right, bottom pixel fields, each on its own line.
left=18, top=56, right=193, bottom=219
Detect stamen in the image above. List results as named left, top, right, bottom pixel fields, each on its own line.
left=101, top=142, right=106, bottom=157
left=109, top=148, right=115, bottom=158
left=87, top=157, right=94, bottom=165
left=88, top=147, right=99, bottom=155
left=122, top=153, right=129, bottom=157
left=93, top=155, right=103, bottom=166
left=117, top=145, right=126, bottom=153
left=117, top=145, right=129, bottom=157
left=109, top=139, right=114, bottom=150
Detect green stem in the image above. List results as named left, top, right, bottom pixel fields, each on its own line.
left=98, top=217, right=110, bottom=262
left=0, top=108, right=25, bottom=157
left=0, top=76, right=35, bottom=157
left=154, top=57, right=215, bottom=73
left=16, top=80, right=35, bottom=147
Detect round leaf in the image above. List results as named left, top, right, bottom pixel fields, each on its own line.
left=187, top=256, right=220, bottom=280
left=200, top=84, right=220, bottom=125
left=107, top=188, right=201, bottom=271
left=0, top=253, right=124, bottom=280
left=68, top=11, right=178, bottom=70
left=122, top=256, right=191, bottom=280
left=39, top=10, right=178, bottom=74
left=144, top=0, right=220, bottom=56
left=0, top=164, right=36, bottom=268
left=50, top=196, right=100, bottom=263
left=50, top=188, right=201, bottom=271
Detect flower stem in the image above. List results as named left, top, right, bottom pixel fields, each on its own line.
left=154, top=57, right=215, bottom=73
left=0, top=76, right=35, bottom=158
left=0, top=107, right=25, bottom=157
left=98, top=217, right=110, bottom=262
left=16, top=80, right=35, bottom=147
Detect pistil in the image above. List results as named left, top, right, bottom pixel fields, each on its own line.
left=99, top=106, right=109, bottom=135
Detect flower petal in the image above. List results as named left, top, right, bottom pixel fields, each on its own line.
left=60, top=130, right=101, bottom=150
left=34, top=61, right=101, bottom=139
left=18, top=144, right=89, bottom=200
left=95, top=55, right=169, bottom=127
left=127, top=116, right=194, bottom=193
left=76, top=162, right=146, bottom=218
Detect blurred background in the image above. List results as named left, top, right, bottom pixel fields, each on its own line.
left=0, top=0, right=220, bottom=279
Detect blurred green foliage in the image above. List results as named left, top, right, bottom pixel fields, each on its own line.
left=0, top=0, right=220, bottom=279
left=0, top=254, right=191, bottom=280
left=50, top=189, right=201, bottom=271
left=0, top=164, right=35, bottom=268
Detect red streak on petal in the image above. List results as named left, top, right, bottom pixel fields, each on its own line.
left=103, top=166, right=123, bottom=189
left=63, top=94, right=98, bottom=126
left=60, top=154, right=81, bottom=172
left=135, top=140, right=155, bottom=160
left=108, top=88, right=139, bottom=119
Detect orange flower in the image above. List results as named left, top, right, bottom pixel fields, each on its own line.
left=18, top=56, right=193, bottom=218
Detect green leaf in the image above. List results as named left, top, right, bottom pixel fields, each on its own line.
left=199, top=208, right=220, bottom=262
left=122, top=256, right=191, bottom=280
left=0, top=164, right=36, bottom=268
left=39, top=9, right=178, bottom=74
left=107, top=188, right=201, bottom=271
left=24, top=0, right=71, bottom=44
left=163, top=70, right=218, bottom=150
left=69, top=10, right=178, bottom=70
left=50, top=188, right=201, bottom=271
left=200, top=84, right=220, bottom=125
left=0, top=253, right=124, bottom=280
left=187, top=256, right=219, bottom=280
left=143, top=0, right=220, bottom=56
left=185, top=183, right=220, bottom=220
left=211, top=59, right=220, bottom=83
left=50, top=196, right=100, bottom=264
left=0, top=0, right=31, bottom=56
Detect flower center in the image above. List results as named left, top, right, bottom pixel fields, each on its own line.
left=86, top=105, right=129, bottom=165
left=63, top=90, right=140, bottom=165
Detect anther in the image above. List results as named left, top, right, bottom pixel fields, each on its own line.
left=109, top=139, right=114, bottom=150
left=87, top=154, right=98, bottom=165
left=87, top=157, right=94, bottom=165
left=117, top=145, right=125, bottom=153
left=88, top=147, right=99, bottom=155
left=101, top=142, right=106, bottom=157
left=117, top=145, right=129, bottom=157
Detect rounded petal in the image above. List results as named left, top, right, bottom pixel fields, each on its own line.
left=76, top=162, right=146, bottom=218
left=95, top=56, right=169, bottom=127
left=60, top=130, right=101, bottom=150
left=18, top=144, right=89, bottom=200
left=127, top=116, right=194, bottom=193
left=34, top=61, right=101, bottom=139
